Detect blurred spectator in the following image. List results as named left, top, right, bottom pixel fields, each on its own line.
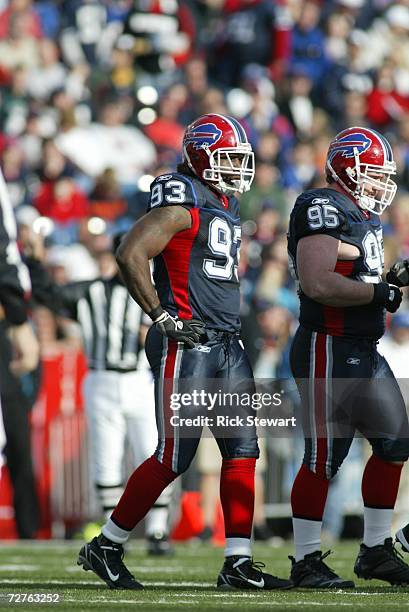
left=239, top=161, right=288, bottom=222
left=342, top=90, right=369, bottom=129
left=37, top=139, right=74, bottom=182
left=26, top=38, right=67, bottom=101
left=0, top=0, right=43, bottom=40
left=60, top=0, right=119, bottom=68
left=366, top=60, right=409, bottom=128
left=34, top=1, right=60, bottom=39
left=180, top=56, right=210, bottom=124
left=0, top=10, right=40, bottom=70
left=286, top=139, right=319, bottom=191
left=200, top=89, right=228, bottom=118
left=122, top=0, right=196, bottom=73
left=290, top=0, right=327, bottom=87
left=279, top=65, right=315, bottom=136
left=324, top=11, right=352, bottom=64
left=322, top=29, right=373, bottom=126
left=207, top=0, right=291, bottom=88
left=34, top=176, right=89, bottom=224
left=55, top=99, right=156, bottom=183
left=143, top=83, right=186, bottom=161
left=88, top=168, right=127, bottom=222
left=1, top=142, right=30, bottom=208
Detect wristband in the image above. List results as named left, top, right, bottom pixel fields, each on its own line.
left=371, top=282, right=389, bottom=306
left=148, top=304, right=165, bottom=322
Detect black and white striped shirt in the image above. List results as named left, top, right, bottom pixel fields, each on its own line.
left=76, top=278, right=145, bottom=371
left=29, top=262, right=146, bottom=371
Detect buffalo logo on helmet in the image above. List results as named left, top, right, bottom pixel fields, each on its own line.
left=327, top=132, right=372, bottom=163
left=184, top=123, right=222, bottom=150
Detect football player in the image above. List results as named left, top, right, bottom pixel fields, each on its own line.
left=287, top=127, right=409, bottom=587
left=77, top=113, right=292, bottom=591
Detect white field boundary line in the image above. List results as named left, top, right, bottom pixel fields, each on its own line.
left=1, top=579, right=408, bottom=596
left=21, top=597, right=409, bottom=609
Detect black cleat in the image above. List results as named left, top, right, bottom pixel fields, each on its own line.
left=354, top=537, right=409, bottom=585
left=147, top=532, right=173, bottom=556
left=217, top=555, right=293, bottom=590
left=396, top=524, right=409, bottom=552
left=289, top=550, right=355, bottom=588
left=77, top=535, right=143, bottom=589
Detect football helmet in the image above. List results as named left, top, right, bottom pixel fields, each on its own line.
left=325, top=127, right=397, bottom=215
left=182, top=113, right=255, bottom=194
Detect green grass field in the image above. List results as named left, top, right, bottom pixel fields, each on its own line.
left=1, top=541, right=409, bottom=611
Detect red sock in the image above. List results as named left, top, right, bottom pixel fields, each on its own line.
left=362, top=454, right=403, bottom=509
left=291, top=463, right=329, bottom=520
left=111, top=455, right=177, bottom=530
left=220, top=458, right=256, bottom=539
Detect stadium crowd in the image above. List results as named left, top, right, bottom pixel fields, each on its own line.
left=3, top=0, right=409, bottom=539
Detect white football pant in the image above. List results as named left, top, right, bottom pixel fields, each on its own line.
left=83, top=362, right=173, bottom=536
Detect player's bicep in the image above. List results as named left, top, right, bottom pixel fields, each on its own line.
left=297, top=234, right=339, bottom=295
left=117, top=206, right=192, bottom=262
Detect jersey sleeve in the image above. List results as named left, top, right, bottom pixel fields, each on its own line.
left=147, top=174, right=197, bottom=212
left=292, top=194, right=350, bottom=242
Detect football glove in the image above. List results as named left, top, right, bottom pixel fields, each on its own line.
left=154, top=310, right=205, bottom=348
left=372, top=282, right=402, bottom=313
left=386, top=259, right=409, bottom=288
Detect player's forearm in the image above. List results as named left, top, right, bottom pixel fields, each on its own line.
left=116, top=249, right=160, bottom=314
left=302, top=271, right=374, bottom=307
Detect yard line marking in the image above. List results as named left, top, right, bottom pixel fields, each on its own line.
left=0, top=565, right=40, bottom=571
left=0, top=579, right=214, bottom=587
left=65, top=565, right=201, bottom=575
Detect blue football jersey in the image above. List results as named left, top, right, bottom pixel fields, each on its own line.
left=147, top=172, right=241, bottom=332
left=288, top=187, right=385, bottom=339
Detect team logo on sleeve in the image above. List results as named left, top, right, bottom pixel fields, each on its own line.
left=184, top=123, right=222, bottom=150
left=328, top=132, right=372, bottom=163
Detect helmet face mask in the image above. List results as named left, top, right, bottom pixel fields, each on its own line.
left=202, top=145, right=255, bottom=194
left=354, top=163, right=397, bottom=215
left=326, top=127, right=397, bottom=215
left=182, top=114, right=255, bottom=195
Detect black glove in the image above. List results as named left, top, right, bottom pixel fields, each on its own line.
left=153, top=310, right=205, bottom=348
left=372, top=282, right=403, bottom=313
left=386, top=259, right=409, bottom=288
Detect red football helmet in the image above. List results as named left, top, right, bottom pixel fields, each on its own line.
left=182, top=113, right=255, bottom=194
left=325, top=126, right=397, bottom=215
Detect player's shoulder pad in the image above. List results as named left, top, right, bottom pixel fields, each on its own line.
left=147, top=172, right=199, bottom=212
left=292, top=188, right=350, bottom=241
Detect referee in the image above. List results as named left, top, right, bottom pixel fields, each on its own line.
left=26, top=233, right=173, bottom=554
